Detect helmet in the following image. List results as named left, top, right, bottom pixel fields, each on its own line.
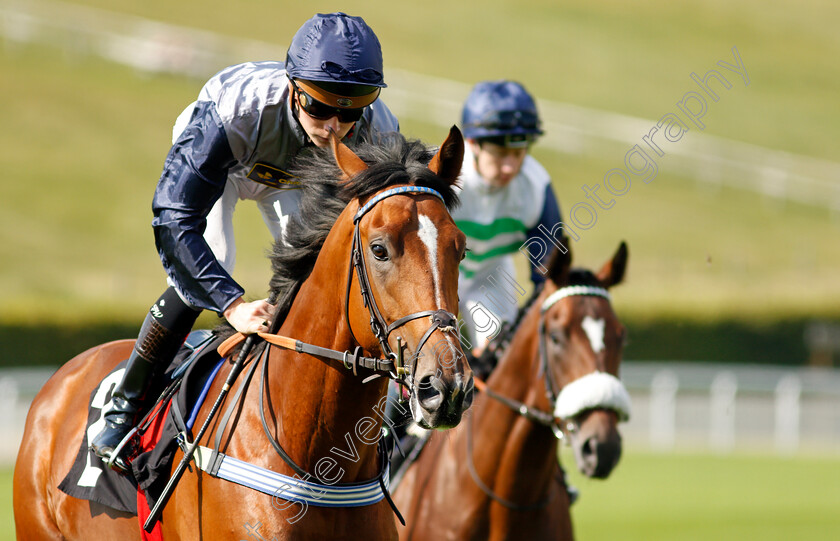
left=461, top=80, right=543, bottom=146
left=285, top=13, right=386, bottom=90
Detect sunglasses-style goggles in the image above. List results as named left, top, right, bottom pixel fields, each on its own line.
left=291, top=80, right=366, bottom=123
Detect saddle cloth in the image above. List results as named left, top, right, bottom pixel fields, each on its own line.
left=58, top=331, right=226, bottom=521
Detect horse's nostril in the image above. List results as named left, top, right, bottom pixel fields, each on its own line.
left=577, top=434, right=622, bottom=478
left=417, top=375, right=444, bottom=411
left=581, top=437, right=596, bottom=458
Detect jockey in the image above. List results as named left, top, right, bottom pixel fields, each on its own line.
left=452, top=80, right=563, bottom=362
left=388, top=81, right=564, bottom=475
left=91, top=12, right=399, bottom=472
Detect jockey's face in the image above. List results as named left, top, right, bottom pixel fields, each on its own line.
left=469, top=139, right=529, bottom=188
left=290, top=82, right=358, bottom=148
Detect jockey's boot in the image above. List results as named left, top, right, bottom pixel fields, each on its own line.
left=90, top=287, right=199, bottom=473
left=89, top=344, right=156, bottom=473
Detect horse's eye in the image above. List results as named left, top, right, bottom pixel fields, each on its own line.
left=370, top=243, right=389, bottom=261
left=549, top=330, right=565, bottom=346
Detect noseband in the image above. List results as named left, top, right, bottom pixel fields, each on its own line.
left=345, top=186, right=460, bottom=385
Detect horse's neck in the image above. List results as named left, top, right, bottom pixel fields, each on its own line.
left=485, top=303, right=546, bottom=414
left=259, top=219, right=387, bottom=481
left=470, top=300, right=559, bottom=493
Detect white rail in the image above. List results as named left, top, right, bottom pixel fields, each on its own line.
left=2, top=362, right=840, bottom=465
left=621, top=362, right=840, bottom=455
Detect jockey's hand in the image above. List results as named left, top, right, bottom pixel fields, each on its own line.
left=223, top=297, right=275, bottom=335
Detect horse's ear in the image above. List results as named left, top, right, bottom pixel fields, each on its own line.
left=330, top=130, right=368, bottom=181
left=546, top=240, right=572, bottom=285
left=428, top=125, right=464, bottom=186
left=597, top=241, right=628, bottom=288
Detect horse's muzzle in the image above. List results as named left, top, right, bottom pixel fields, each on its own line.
left=413, top=372, right=474, bottom=429
left=570, top=409, right=622, bottom=478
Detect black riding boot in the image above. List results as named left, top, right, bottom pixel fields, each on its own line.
left=90, top=287, right=199, bottom=473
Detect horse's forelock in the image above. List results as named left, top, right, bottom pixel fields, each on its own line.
left=340, top=136, right=460, bottom=209
left=267, top=133, right=459, bottom=321
left=567, top=268, right=602, bottom=287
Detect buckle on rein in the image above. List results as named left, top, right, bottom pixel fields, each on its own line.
left=394, top=336, right=409, bottom=378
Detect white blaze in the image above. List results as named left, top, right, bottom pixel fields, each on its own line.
left=581, top=316, right=605, bottom=354
left=417, top=214, right=441, bottom=305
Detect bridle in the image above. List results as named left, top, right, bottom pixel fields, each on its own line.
left=474, top=284, right=615, bottom=438
left=344, top=185, right=460, bottom=387
left=255, top=184, right=461, bottom=387
left=537, top=285, right=613, bottom=434
left=238, top=185, right=461, bottom=523
left=466, top=284, right=626, bottom=510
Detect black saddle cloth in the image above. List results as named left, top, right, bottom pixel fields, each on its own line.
left=58, top=330, right=225, bottom=514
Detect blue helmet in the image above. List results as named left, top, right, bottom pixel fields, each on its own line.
left=461, top=80, right=543, bottom=146
left=285, top=13, right=386, bottom=89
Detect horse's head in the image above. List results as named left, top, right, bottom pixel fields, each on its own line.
left=539, top=241, right=630, bottom=478
left=331, top=127, right=474, bottom=429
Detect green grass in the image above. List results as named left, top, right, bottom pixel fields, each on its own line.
left=2, top=1, right=839, bottom=336
left=0, top=469, right=12, bottom=541
left=63, top=0, right=840, bottom=162
left=561, top=449, right=840, bottom=540
left=3, top=451, right=839, bottom=539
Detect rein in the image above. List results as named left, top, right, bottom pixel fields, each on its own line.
left=465, top=414, right=556, bottom=512
left=472, top=377, right=558, bottom=432
left=257, top=333, right=396, bottom=378
left=210, top=185, right=459, bottom=523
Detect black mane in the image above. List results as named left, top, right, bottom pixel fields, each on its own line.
left=567, top=268, right=601, bottom=287
left=267, top=132, right=460, bottom=326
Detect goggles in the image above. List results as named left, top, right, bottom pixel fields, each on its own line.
left=291, top=80, right=371, bottom=123
left=478, top=133, right=536, bottom=149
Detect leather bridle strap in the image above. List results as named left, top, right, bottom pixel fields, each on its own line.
left=473, top=377, right=556, bottom=428
left=257, top=332, right=395, bottom=375
left=344, top=185, right=458, bottom=379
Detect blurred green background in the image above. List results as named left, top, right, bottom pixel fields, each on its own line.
left=1, top=0, right=838, bottom=366
left=3, top=1, right=839, bottom=539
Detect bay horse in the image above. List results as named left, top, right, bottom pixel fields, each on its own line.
left=393, top=240, right=630, bottom=540
left=14, top=128, right=474, bottom=540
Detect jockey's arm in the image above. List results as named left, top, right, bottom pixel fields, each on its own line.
left=152, top=102, right=245, bottom=314
left=524, top=183, right=563, bottom=286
